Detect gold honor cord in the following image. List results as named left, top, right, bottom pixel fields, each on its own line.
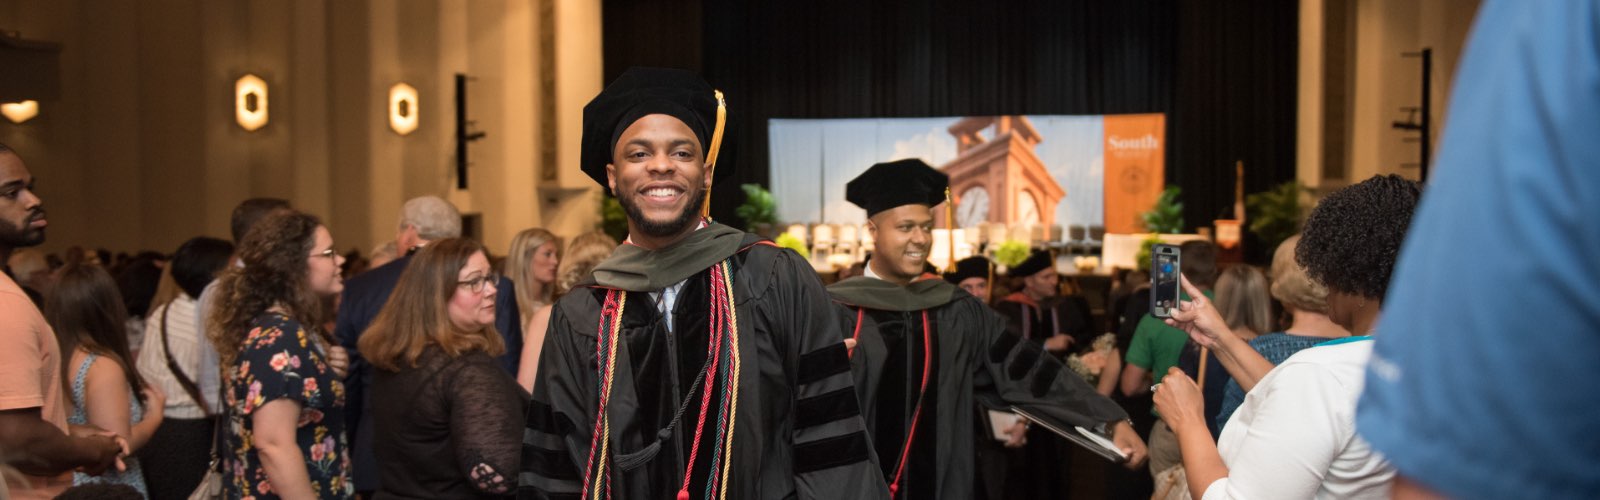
left=701, top=90, right=728, bottom=217
left=945, top=186, right=956, bottom=273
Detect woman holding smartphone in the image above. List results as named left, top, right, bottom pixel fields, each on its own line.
left=1151, top=174, right=1419, bottom=499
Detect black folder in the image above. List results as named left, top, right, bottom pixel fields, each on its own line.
left=1011, top=406, right=1130, bottom=464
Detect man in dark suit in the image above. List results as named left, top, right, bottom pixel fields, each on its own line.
left=336, top=195, right=523, bottom=496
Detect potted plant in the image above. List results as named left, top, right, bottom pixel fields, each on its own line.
left=1136, top=186, right=1183, bottom=271
left=1139, top=186, right=1185, bottom=234
left=600, top=195, right=629, bottom=243
left=735, top=183, right=778, bottom=237
left=1246, top=181, right=1309, bottom=252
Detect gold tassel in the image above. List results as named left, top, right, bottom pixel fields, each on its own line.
left=702, top=90, right=727, bottom=217
left=945, top=186, right=956, bottom=273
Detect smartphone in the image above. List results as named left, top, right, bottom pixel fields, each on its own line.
left=1150, top=244, right=1181, bottom=318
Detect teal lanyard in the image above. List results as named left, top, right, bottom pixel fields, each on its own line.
left=1315, top=335, right=1373, bottom=347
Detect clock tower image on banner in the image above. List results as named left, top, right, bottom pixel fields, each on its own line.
left=936, top=116, right=1065, bottom=229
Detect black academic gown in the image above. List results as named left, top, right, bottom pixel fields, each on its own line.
left=828, top=277, right=1129, bottom=500
left=993, top=293, right=1095, bottom=350
left=520, top=226, right=888, bottom=500
left=991, top=292, right=1097, bottom=497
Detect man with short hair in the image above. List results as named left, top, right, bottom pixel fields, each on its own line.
left=827, top=159, right=1146, bottom=500
left=194, top=197, right=294, bottom=416
left=1121, top=239, right=1217, bottom=480
left=0, top=143, right=126, bottom=499
left=519, top=67, right=886, bottom=499
left=994, top=250, right=1095, bottom=354
left=337, top=195, right=523, bottom=495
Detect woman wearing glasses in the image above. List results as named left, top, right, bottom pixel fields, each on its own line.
left=209, top=212, right=354, bottom=499
left=360, top=238, right=527, bottom=499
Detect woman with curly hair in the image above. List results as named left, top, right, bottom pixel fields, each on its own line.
left=514, top=231, right=616, bottom=392
left=361, top=238, right=527, bottom=498
left=209, top=212, right=354, bottom=499
left=1150, top=174, right=1421, bottom=499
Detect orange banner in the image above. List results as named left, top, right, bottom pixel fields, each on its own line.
left=1102, top=114, right=1166, bottom=234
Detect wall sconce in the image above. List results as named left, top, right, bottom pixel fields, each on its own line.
left=389, top=83, right=419, bottom=135
left=235, top=74, right=269, bottom=131
left=1, top=100, right=39, bottom=124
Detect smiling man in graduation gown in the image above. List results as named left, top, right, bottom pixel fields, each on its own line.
left=827, top=159, right=1147, bottom=500
left=518, top=67, right=887, bottom=500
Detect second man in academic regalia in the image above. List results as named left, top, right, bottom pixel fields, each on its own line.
left=827, top=159, right=1147, bottom=500
left=518, top=68, right=887, bottom=500
left=994, top=250, right=1095, bottom=354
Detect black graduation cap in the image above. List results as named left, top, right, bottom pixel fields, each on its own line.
left=943, top=256, right=993, bottom=284
left=580, top=67, right=729, bottom=196
left=1009, top=249, right=1055, bottom=278
left=845, top=159, right=949, bottom=217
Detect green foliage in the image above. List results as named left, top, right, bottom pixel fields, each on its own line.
left=1140, top=186, right=1185, bottom=234
left=993, top=240, right=1031, bottom=268
left=1246, top=181, right=1309, bottom=252
left=735, top=183, right=778, bottom=230
left=774, top=232, right=810, bottom=259
left=1134, top=234, right=1164, bottom=273
left=600, top=196, right=629, bottom=243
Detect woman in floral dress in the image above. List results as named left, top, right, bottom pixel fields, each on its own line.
left=208, top=212, right=353, bottom=499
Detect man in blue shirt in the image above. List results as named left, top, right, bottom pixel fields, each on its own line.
left=1355, top=1, right=1600, bottom=499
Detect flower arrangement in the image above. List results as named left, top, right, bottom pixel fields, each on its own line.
left=1066, top=333, right=1119, bottom=382
left=774, top=232, right=810, bottom=259
left=993, top=239, right=1031, bottom=268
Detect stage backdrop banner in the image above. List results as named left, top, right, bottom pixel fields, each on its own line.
left=769, top=114, right=1166, bottom=238
left=1101, top=113, right=1166, bottom=234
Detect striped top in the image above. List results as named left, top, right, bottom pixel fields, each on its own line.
left=136, top=295, right=213, bottom=419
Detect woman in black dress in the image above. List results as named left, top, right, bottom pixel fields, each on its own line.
left=359, top=238, right=527, bottom=499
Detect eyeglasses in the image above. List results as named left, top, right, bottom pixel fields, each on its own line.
left=310, top=248, right=338, bottom=260
left=458, top=272, right=501, bottom=294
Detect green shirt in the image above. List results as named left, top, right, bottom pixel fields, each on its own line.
left=1125, top=289, right=1213, bottom=416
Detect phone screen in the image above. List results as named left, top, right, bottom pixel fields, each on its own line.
left=1151, top=245, right=1181, bottom=318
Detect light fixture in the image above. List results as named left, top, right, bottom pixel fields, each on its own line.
left=389, top=83, right=419, bottom=135
left=1, top=100, right=39, bottom=124
left=234, top=74, right=269, bottom=131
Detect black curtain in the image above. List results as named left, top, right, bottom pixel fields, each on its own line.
left=1169, top=0, right=1300, bottom=262
left=601, top=0, right=1296, bottom=263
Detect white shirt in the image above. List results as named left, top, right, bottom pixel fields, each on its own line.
left=136, top=295, right=215, bottom=419
left=1204, top=340, right=1394, bottom=500
left=650, top=281, right=687, bottom=334
left=863, top=261, right=885, bottom=281
left=630, top=220, right=705, bottom=334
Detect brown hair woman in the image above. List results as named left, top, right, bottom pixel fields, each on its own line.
left=359, top=238, right=526, bottom=498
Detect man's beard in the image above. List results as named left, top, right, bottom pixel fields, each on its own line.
left=0, top=212, right=45, bottom=249
left=618, top=186, right=707, bottom=238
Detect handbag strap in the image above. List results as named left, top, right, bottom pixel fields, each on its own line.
left=159, top=305, right=211, bottom=415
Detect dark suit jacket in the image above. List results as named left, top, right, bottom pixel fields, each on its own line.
left=334, top=253, right=523, bottom=491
